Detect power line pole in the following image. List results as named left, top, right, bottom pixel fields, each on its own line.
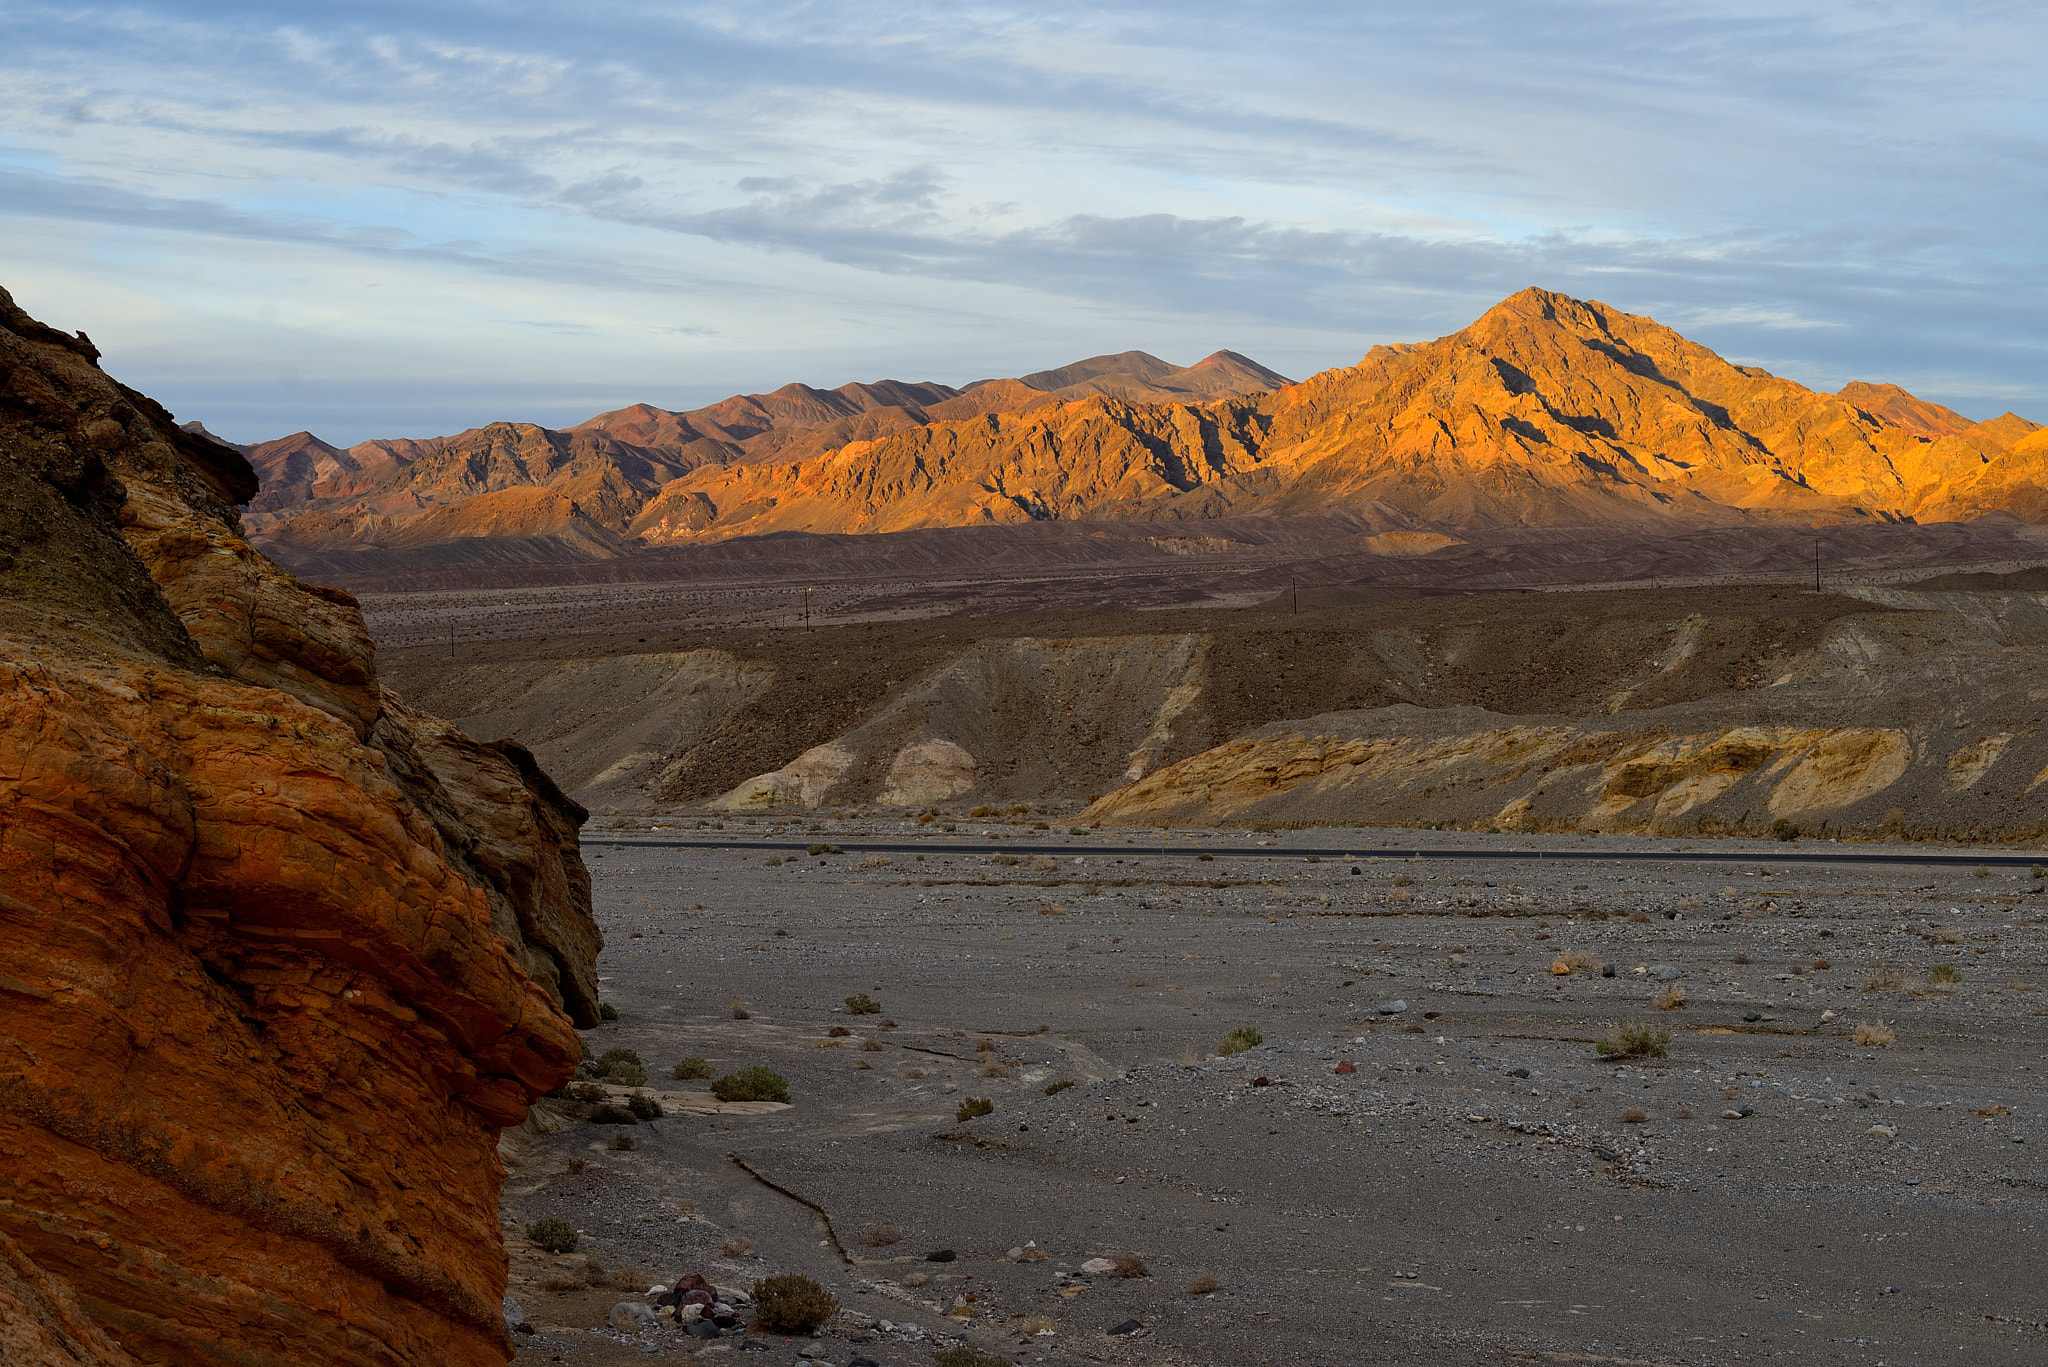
left=1814, top=536, right=1821, bottom=593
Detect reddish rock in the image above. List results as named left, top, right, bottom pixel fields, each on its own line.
left=0, top=285, right=599, bottom=1366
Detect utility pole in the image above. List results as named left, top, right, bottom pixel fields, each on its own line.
left=1291, top=575, right=1299, bottom=616
left=804, top=586, right=812, bottom=632
left=1814, top=536, right=1821, bottom=593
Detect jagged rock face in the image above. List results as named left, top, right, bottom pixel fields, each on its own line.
left=0, top=286, right=598, bottom=1365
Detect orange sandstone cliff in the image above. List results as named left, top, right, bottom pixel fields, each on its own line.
left=0, top=286, right=600, bottom=1365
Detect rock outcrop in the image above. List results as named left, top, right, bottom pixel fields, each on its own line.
left=0, top=286, right=599, bottom=1365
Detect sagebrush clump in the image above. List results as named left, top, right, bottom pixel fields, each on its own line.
left=956, top=1096, right=994, bottom=1122
left=712, top=1066, right=790, bottom=1103
left=1217, top=1026, right=1263, bottom=1056
left=526, top=1217, right=577, bottom=1253
left=672, top=1056, right=714, bottom=1080
left=626, top=1091, right=662, bottom=1120
left=1596, top=1023, right=1670, bottom=1059
left=844, top=992, right=882, bottom=1014
left=751, top=1273, right=838, bottom=1333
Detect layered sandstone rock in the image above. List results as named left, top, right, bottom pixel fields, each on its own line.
left=0, top=286, right=598, bottom=1365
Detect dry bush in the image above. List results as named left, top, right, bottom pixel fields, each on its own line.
left=1979, top=1103, right=2011, bottom=1117
left=731, top=998, right=749, bottom=1019
left=1553, top=950, right=1600, bottom=975
left=1184, top=1272, right=1220, bottom=1295
left=1673, top=1107, right=1694, bottom=1120
left=1392, top=874, right=1414, bottom=887
left=1110, top=1254, right=1149, bottom=1278
left=899, top=1068, right=926, bottom=1079
left=752, top=1273, right=838, bottom=1333
left=852, top=1059, right=871, bottom=1070
left=862, top=1222, right=902, bottom=1247
left=1929, top=962, right=1963, bottom=985
left=1863, top=968, right=1906, bottom=992
left=1402, top=1023, right=1426, bottom=1034
left=1628, top=911, right=1652, bottom=924
left=1812, top=959, right=1832, bottom=971
left=1387, top=887, right=1413, bottom=904
left=1020, top=1313, right=1058, bottom=1335
left=1596, top=1023, right=1670, bottom=1059
left=861, top=1039, right=884, bottom=1051
left=608, top=1132, right=636, bottom=1151
left=981, top=1063, right=1008, bottom=1078
left=716, top=1235, right=754, bottom=1258
left=1854, top=1022, right=1896, bottom=1047
left=1620, top=1107, right=1648, bottom=1124
left=827, top=1025, right=853, bottom=1037
left=539, top=1275, right=584, bottom=1293
left=564, top=1157, right=587, bottom=1174
left=1930, top=927, right=1966, bottom=945
left=1654, top=984, right=1687, bottom=1010
left=901, top=1271, right=929, bottom=1289
left=1731, top=952, right=1750, bottom=965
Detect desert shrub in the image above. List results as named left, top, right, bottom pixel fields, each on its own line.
left=1217, top=1026, right=1263, bottom=1056
left=1044, top=1079, right=1075, bottom=1096
left=1596, top=1023, right=1670, bottom=1059
left=606, top=1061, right=649, bottom=1087
left=1619, top=1107, right=1648, bottom=1124
left=564, top=1156, right=587, bottom=1174
left=1392, top=874, right=1414, bottom=887
left=828, top=1025, right=853, bottom=1037
left=764, top=856, right=783, bottom=866
left=901, top=1271, right=929, bottom=1288
left=672, top=1057, right=714, bottom=1080
left=526, top=1217, right=578, bottom=1253
left=1731, top=952, right=1749, bottom=964
left=1855, top=1022, right=1896, bottom=1047
left=717, top=1234, right=754, bottom=1258
left=845, top=992, right=882, bottom=1014
left=713, top=1066, right=790, bottom=1103
left=731, top=998, right=749, bottom=1019
left=569, top=1082, right=606, bottom=1103
left=599, top=1002, right=619, bottom=1021
left=971, top=805, right=996, bottom=817
left=981, top=1063, right=1007, bottom=1078
left=626, top=1092, right=662, bottom=1120
left=596, top=1048, right=643, bottom=1070
left=588, top=1103, right=638, bottom=1125
left=956, top=1096, right=994, bottom=1122
left=1021, top=1313, right=1057, bottom=1334
left=991, top=854, right=1020, bottom=866
left=1974, top=865, right=1990, bottom=878
left=861, top=1040, right=884, bottom=1051
left=752, top=1273, right=839, bottom=1333
left=1553, top=950, right=1599, bottom=975
left=933, top=1348, right=1009, bottom=1367
left=863, top=1222, right=902, bottom=1246
left=806, top=843, right=842, bottom=855
left=1654, top=984, right=1687, bottom=1010
left=1930, top=962, right=1962, bottom=984
left=608, top=1131, right=636, bottom=1151
left=1772, top=818, right=1799, bottom=842
left=1185, top=1272, right=1220, bottom=1295
left=1110, top=1254, right=1148, bottom=1278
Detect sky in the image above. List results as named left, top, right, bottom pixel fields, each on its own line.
left=1, top=2, right=2043, bottom=447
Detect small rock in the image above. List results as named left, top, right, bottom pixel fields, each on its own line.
left=1006, top=1246, right=1024, bottom=1260
left=609, top=1301, right=661, bottom=1333
left=1595, top=1147, right=1619, bottom=1162
left=924, top=1249, right=956, bottom=1262
left=1333, top=1060, right=1356, bottom=1075
left=685, top=1318, right=721, bottom=1339
left=1601, top=964, right=1617, bottom=978
left=1508, top=1068, right=1530, bottom=1079
left=1108, top=1319, right=1144, bottom=1336
left=1867, top=1123, right=1898, bottom=1139
left=1081, top=1257, right=1118, bottom=1274
left=502, top=1295, right=526, bottom=1331
left=1378, top=1000, right=1409, bottom=1015
left=1743, top=1011, right=1762, bottom=1023
left=1646, top=965, right=1681, bottom=981
left=798, top=1347, right=827, bottom=1360
left=1820, top=1010, right=1837, bottom=1021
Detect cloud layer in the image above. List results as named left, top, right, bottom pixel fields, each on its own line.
left=3, top=1, right=2043, bottom=444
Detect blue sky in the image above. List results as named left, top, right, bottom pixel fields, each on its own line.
left=2, top=1, right=2043, bottom=445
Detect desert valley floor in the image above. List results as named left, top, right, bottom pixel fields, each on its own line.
left=499, top=823, right=2048, bottom=1367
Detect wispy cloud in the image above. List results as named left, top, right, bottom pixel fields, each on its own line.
left=0, top=0, right=2043, bottom=442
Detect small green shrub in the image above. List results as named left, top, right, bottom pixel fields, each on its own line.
left=598, top=1002, right=619, bottom=1021
left=1930, top=962, right=1963, bottom=984
left=1217, top=1026, right=1263, bottom=1056
left=595, top=1048, right=643, bottom=1070
left=1069, top=827, right=1088, bottom=835
left=806, top=843, right=843, bottom=855
left=955, top=1096, right=994, bottom=1122
left=626, top=1091, right=662, bottom=1120
left=1974, top=865, right=1990, bottom=879
left=606, top=1061, right=648, bottom=1087
left=1044, top=1079, right=1075, bottom=1096
left=764, top=855, right=783, bottom=867
left=569, top=1081, right=606, bottom=1103
left=712, top=1066, right=790, bottom=1103
left=844, top=992, right=882, bottom=1014
left=1596, top=1023, right=1671, bottom=1059
left=751, top=1272, right=839, bottom=1333
left=672, top=1056, right=714, bottom=1080
left=526, top=1217, right=578, bottom=1253
left=1770, top=818, right=1798, bottom=841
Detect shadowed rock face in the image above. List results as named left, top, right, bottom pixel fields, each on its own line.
left=0, top=285, right=600, bottom=1365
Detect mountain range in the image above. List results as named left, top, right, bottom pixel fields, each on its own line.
left=237, top=289, right=2044, bottom=575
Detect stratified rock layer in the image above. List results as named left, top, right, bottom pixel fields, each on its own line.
left=0, top=286, right=597, bottom=1365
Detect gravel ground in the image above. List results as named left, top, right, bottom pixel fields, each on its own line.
left=507, top=823, right=2048, bottom=1366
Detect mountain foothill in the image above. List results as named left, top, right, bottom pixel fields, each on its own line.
left=236, top=289, right=2044, bottom=577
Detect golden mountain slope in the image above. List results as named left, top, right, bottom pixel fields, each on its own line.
left=630, top=289, right=2043, bottom=545
left=247, top=352, right=1289, bottom=564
